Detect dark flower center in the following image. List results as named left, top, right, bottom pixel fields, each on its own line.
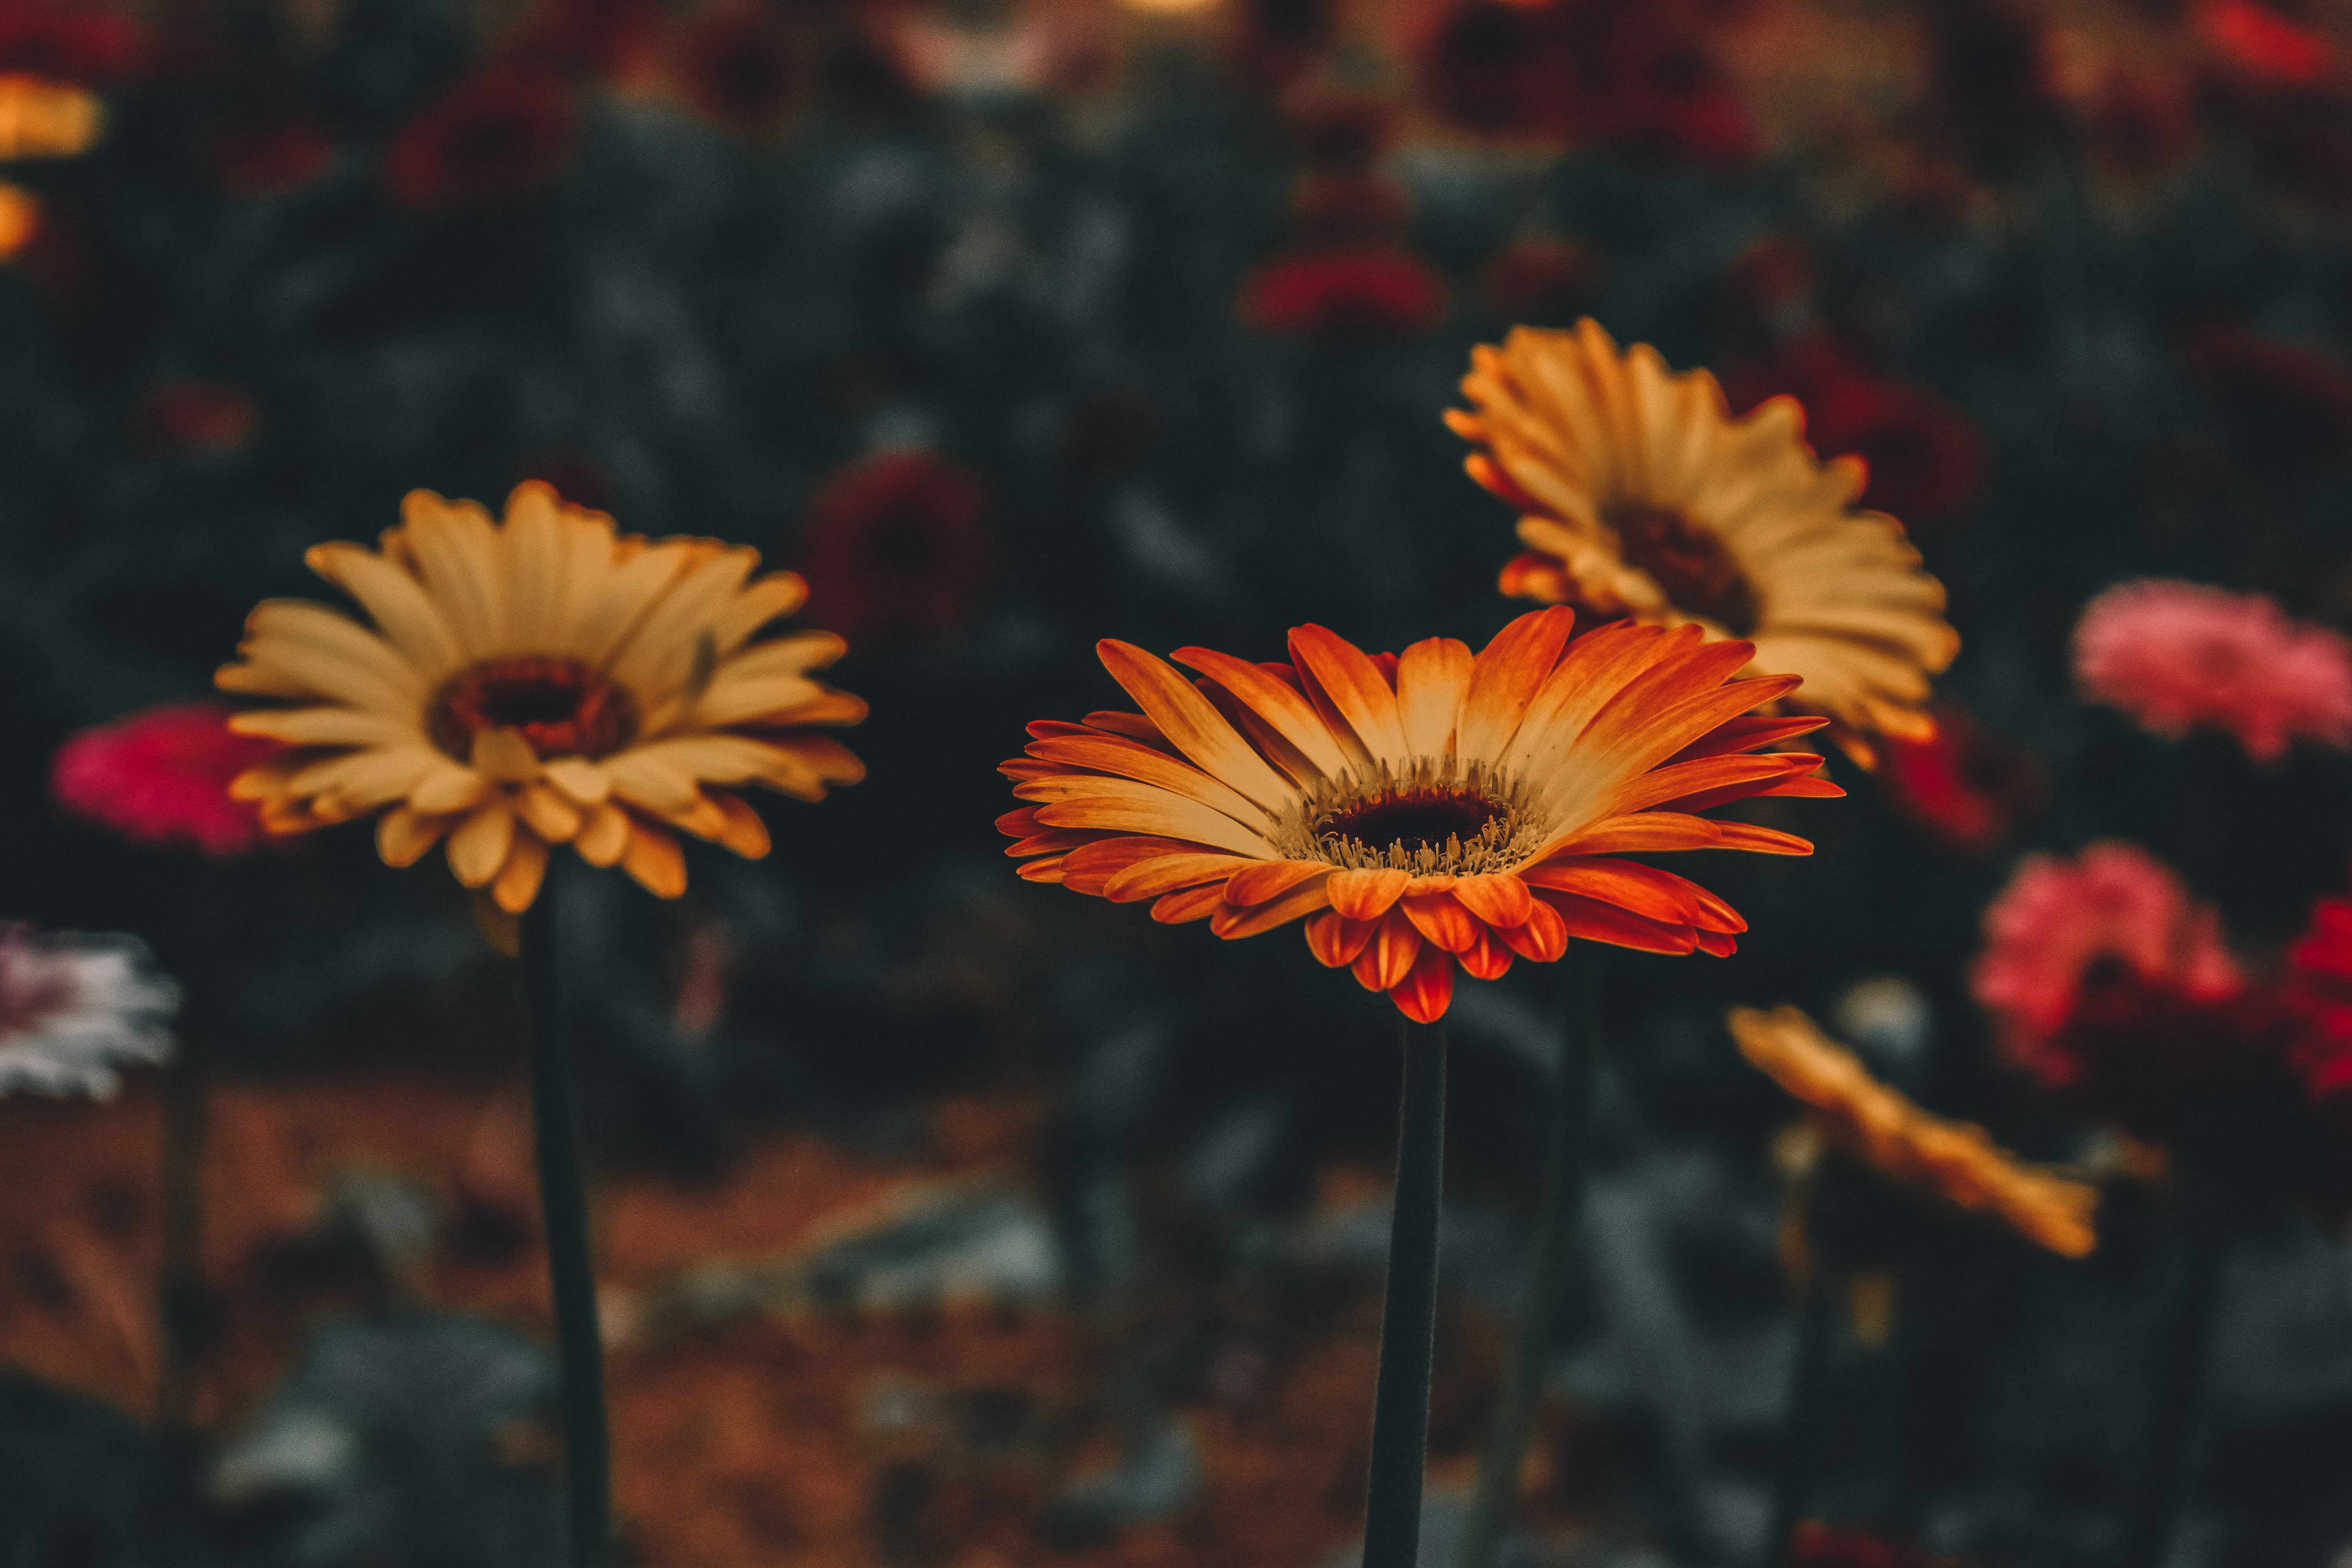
left=1316, top=787, right=1505, bottom=858
left=1610, top=503, right=1760, bottom=636
left=429, top=657, right=638, bottom=760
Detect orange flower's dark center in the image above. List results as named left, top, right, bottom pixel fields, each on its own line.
left=1318, top=787, right=1504, bottom=857
left=1610, top=503, right=1759, bottom=636
left=429, top=657, right=638, bottom=760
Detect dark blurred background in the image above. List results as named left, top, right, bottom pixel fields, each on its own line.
left=3, top=0, right=2352, bottom=1563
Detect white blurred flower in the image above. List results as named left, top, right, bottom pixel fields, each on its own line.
left=0, top=924, right=177, bottom=1098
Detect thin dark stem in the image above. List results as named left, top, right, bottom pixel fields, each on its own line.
left=1363, top=1017, right=1449, bottom=1568
left=156, top=1030, right=207, bottom=1430
left=2118, top=1187, right=2228, bottom=1568
left=523, top=885, right=612, bottom=1568
left=1453, top=953, right=1597, bottom=1568
left=1759, top=1246, right=1838, bottom=1568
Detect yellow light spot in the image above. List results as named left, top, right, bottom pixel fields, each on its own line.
left=0, top=75, right=103, bottom=161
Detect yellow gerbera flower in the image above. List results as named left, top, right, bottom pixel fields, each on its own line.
left=217, top=482, right=866, bottom=913
left=1447, top=319, right=1960, bottom=763
left=1729, top=1004, right=2097, bottom=1258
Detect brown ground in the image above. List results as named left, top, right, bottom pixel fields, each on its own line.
left=0, top=1067, right=1595, bottom=1567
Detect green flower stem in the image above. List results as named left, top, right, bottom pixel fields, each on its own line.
left=2119, top=1185, right=2227, bottom=1568
left=522, top=887, right=613, bottom=1568
left=1364, top=1016, right=1449, bottom=1568
left=156, top=1029, right=207, bottom=1431
left=1453, top=953, right=1598, bottom=1568
left=1760, top=1245, right=1838, bottom=1568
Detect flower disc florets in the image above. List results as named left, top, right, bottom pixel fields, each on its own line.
left=1280, top=759, right=1546, bottom=877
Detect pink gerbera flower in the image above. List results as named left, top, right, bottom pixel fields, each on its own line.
left=1971, top=841, right=2242, bottom=1060
left=51, top=701, right=279, bottom=857
left=2071, top=579, right=2352, bottom=764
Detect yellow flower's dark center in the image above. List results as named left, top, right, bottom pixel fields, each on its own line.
left=1610, top=503, right=1759, bottom=637
left=428, top=657, right=639, bottom=760
left=1280, top=760, right=1546, bottom=877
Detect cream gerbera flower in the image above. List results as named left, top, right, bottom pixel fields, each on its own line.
left=218, top=482, right=866, bottom=913
left=1447, top=319, right=1960, bottom=763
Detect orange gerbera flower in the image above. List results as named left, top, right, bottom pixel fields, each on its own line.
left=1000, top=608, right=1841, bottom=1022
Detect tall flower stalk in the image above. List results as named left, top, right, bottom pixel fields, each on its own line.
left=216, top=483, right=865, bottom=1559
left=1002, top=612, right=1837, bottom=1559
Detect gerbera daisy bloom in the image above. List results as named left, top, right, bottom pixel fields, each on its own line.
left=0, top=924, right=176, bottom=1099
left=1000, top=608, right=1840, bottom=1022
left=1730, top=1004, right=2098, bottom=1258
left=797, top=450, right=992, bottom=646
left=1971, top=840, right=2242, bottom=1054
left=2071, top=579, right=2352, bottom=764
left=1876, top=699, right=2042, bottom=855
left=1448, top=319, right=1960, bottom=764
left=215, top=481, right=866, bottom=913
left=51, top=700, right=278, bottom=857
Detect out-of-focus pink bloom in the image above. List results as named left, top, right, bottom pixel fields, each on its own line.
left=51, top=701, right=279, bottom=858
left=2072, top=579, right=2352, bottom=764
left=2196, top=0, right=2335, bottom=88
left=2288, top=894, right=2352, bottom=1098
left=1972, top=841, right=2243, bottom=1060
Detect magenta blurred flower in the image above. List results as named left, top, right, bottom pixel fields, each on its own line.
left=51, top=700, right=278, bottom=858
left=2072, top=579, right=2352, bottom=764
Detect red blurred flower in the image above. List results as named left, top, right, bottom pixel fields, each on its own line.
left=502, top=0, right=666, bottom=86
left=1477, top=236, right=1606, bottom=327
left=201, top=103, right=335, bottom=198
left=2197, top=0, right=2335, bottom=88
left=672, top=5, right=802, bottom=137
left=1878, top=702, right=2043, bottom=855
left=51, top=701, right=278, bottom=858
left=798, top=450, right=992, bottom=645
left=1408, top=0, right=1752, bottom=163
left=1789, top=1522, right=1956, bottom=1568
left=1724, top=336, right=1989, bottom=528
left=132, top=381, right=257, bottom=454
left=1289, top=173, right=1410, bottom=248
left=2071, top=579, right=2352, bottom=765
left=383, top=70, right=579, bottom=215
left=1973, top=841, right=2243, bottom=1065
left=2288, top=894, right=2352, bottom=1100
left=1239, top=249, right=1447, bottom=339
left=2183, top=323, right=2352, bottom=467
left=0, top=6, right=143, bottom=83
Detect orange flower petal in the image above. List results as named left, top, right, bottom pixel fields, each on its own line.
left=1007, top=827, right=1114, bottom=858
left=1096, top=640, right=1296, bottom=812
left=1304, top=909, right=1377, bottom=967
left=1458, top=606, right=1576, bottom=760
left=1026, top=733, right=1274, bottom=828
left=1017, top=858, right=1068, bottom=883
left=622, top=819, right=687, bottom=898
left=1082, top=711, right=1172, bottom=748
left=1612, top=752, right=1829, bottom=817
left=1521, top=857, right=1702, bottom=926
left=1401, top=890, right=1480, bottom=953
left=1695, top=929, right=1739, bottom=956
left=1171, top=646, right=1352, bottom=780
left=492, top=831, right=551, bottom=914
left=377, top=804, right=452, bottom=868
left=1539, top=890, right=1696, bottom=954
left=1328, top=866, right=1412, bottom=921
left=1063, top=835, right=1203, bottom=895
left=1460, top=924, right=1514, bottom=981
left=1351, top=909, right=1424, bottom=991
left=1210, top=875, right=1335, bottom=938
left=1104, top=853, right=1261, bottom=903
left=1225, top=859, right=1332, bottom=907
left=1665, top=714, right=1830, bottom=764
left=708, top=791, right=771, bottom=858
left=1396, top=636, right=1473, bottom=758
left=997, top=806, right=1045, bottom=836
left=1389, top=944, right=1456, bottom=1023
left=1496, top=899, right=1568, bottom=962
left=1152, top=883, right=1226, bottom=923
left=1715, top=822, right=1815, bottom=856
left=576, top=801, right=630, bottom=867
left=1289, top=624, right=1410, bottom=766
left=1544, top=813, right=1723, bottom=857
left=1453, top=872, right=1534, bottom=928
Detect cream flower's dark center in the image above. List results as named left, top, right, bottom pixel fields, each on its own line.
left=429, top=657, right=639, bottom=760
left=1279, top=760, right=1548, bottom=877
left=1610, top=503, right=1760, bottom=637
